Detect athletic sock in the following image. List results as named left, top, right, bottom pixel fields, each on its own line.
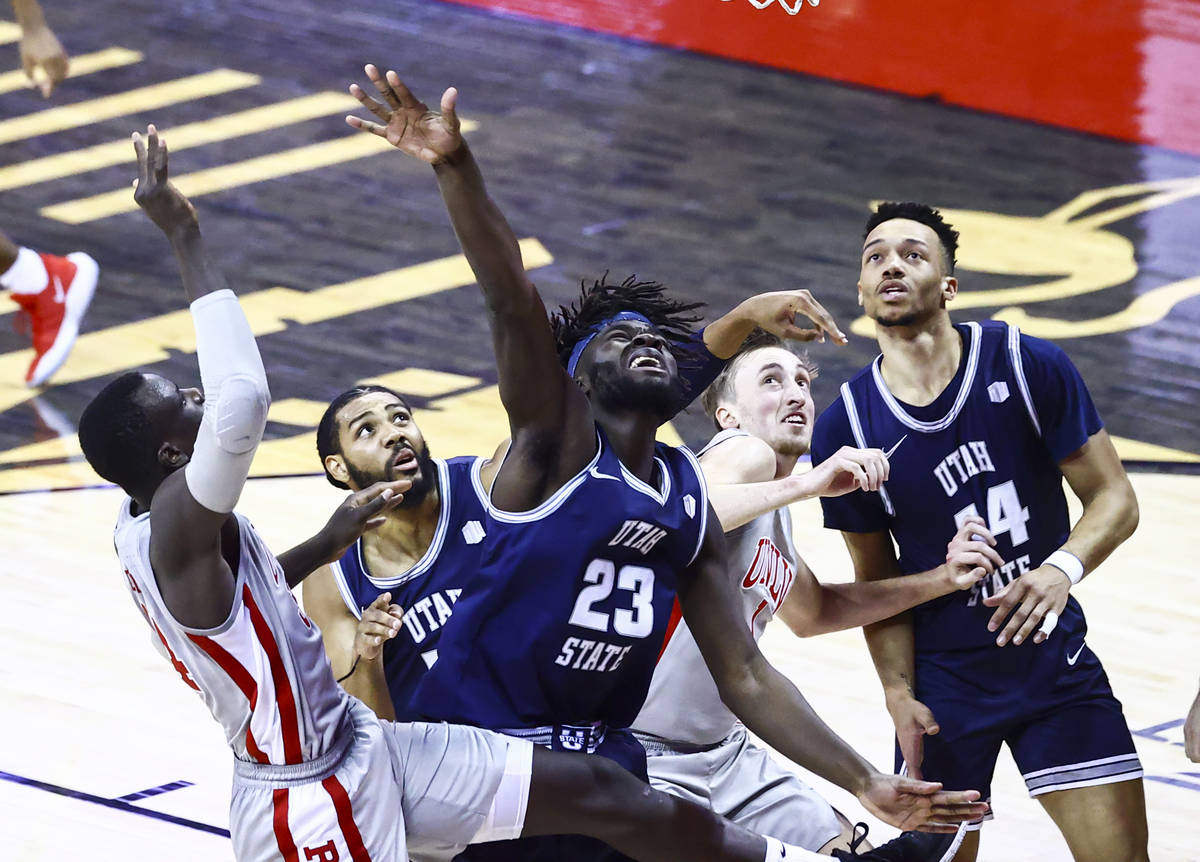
left=763, top=835, right=825, bottom=862
left=0, top=247, right=48, bottom=294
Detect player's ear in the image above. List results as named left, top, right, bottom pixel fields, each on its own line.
left=158, top=441, right=187, bottom=469
left=856, top=281, right=865, bottom=307
left=573, top=372, right=591, bottom=396
left=324, top=454, right=351, bottom=485
left=941, top=276, right=958, bottom=303
left=713, top=404, right=740, bottom=430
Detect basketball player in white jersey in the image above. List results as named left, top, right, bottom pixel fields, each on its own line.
left=632, top=331, right=1002, bottom=861
left=80, top=125, right=939, bottom=862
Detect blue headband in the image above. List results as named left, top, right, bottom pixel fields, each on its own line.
left=566, top=311, right=654, bottom=377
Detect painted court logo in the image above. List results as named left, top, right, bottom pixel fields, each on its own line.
left=721, top=0, right=819, bottom=14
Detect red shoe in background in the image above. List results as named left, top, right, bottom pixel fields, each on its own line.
left=11, top=251, right=99, bottom=387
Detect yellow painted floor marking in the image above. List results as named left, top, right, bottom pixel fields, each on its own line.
left=42, top=119, right=479, bottom=224
left=0, top=91, right=356, bottom=191
left=0, top=47, right=142, bottom=96
left=0, top=68, right=260, bottom=146
left=0, top=238, right=551, bottom=416
left=362, top=369, right=482, bottom=398
left=1110, top=435, right=1200, bottom=463
left=995, top=276, right=1200, bottom=339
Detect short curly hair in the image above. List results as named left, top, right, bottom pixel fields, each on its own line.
left=864, top=202, right=960, bottom=273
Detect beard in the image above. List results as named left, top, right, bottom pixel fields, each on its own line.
left=588, top=361, right=682, bottom=423
left=346, top=441, right=437, bottom=509
left=773, top=436, right=809, bottom=458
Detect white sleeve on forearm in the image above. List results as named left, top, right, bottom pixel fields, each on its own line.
left=184, top=289, right=270, bottom=513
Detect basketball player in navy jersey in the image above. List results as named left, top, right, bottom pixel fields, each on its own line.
left=304, top=283, right=845, bottom=725
left=634, top=330, right=1003, bottom=861
left=344, top=66, right=988, bottom=862
left=810, top=202, right=1148, bottom=862
left=84, top=125, right=941, bottom=862
left=302, top=277, right=846, bottom=723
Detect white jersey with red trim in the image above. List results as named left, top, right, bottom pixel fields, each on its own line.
left=114, top=498, right=351, bottom=765
left=632, top=429, right=798, bottom=746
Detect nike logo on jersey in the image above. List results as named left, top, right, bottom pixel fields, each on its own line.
left=884, top=434, right=908, bottom=459
left=590, top=467, right=621, bottom=481
left=1066, top=643, right=1086, bottom=666
left=52, top=275, right=65, bottom=304
left=988, top=381, right=1010, bottom=403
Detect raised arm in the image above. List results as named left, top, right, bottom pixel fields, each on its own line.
left=345, top=68, right=595, bottom=506
left=133, top=126, right=269, bottom=629
left=681, top=512, right=988, bottom=832
left=675, top=290, right=848, bottom=407
left=12, top=0, right=67, bottom=97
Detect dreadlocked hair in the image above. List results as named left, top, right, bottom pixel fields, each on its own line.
left=551, top=273, right=705, bottom=371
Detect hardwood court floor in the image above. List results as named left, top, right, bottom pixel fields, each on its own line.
left=1, top=469, right=1196, bottom=861
left=0, top=0, right=1197, bottom=859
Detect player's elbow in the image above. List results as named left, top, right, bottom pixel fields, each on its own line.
left=1117, top=480, right=1139, bottom=541
left=713, top=654, right=769, bottom=712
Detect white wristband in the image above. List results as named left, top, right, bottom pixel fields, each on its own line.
left=1044, top=550, right=1084, bottom=586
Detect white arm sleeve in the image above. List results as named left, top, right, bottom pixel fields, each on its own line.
left=183, top=289, right=270, bottom=513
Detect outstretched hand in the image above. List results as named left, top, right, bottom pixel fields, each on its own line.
left=354, top=592, right=405, bottom=663
left=346, top=65, right=462, bottom=164
left=735, top=289, right=847, bottom=345
left=19, top=22, right=68, bottom=98
left=317, top=480, right=411, bottom=561
left=858, top=773, right=988, bottom=833
left=806, top=445, right=889, bottom=497
left=132, top=124, right=198, bottom=238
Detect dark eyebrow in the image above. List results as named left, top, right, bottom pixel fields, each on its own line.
left=864, top=237, right=929, bottom=251
left=347, top=401, right=405, bottom=429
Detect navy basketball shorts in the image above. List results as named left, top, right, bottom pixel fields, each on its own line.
left=895, top=635, right=1142, bottom=829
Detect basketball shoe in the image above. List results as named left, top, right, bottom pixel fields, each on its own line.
left=12, top=251, right=99, bottom=387
left=832, top=821, right=968, bottom=861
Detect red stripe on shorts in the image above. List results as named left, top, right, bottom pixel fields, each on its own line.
left=322, top=775, right=372, bottom=862
left=188, top=632, right=270, bottom=763
left=243, top=584, right=304, bottom=764
left=656, top=596, right=684, bottom=663
left=272, top=787, right=300, bottom=862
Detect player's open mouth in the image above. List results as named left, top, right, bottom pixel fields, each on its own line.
left=782, top=412, right=806, bottom=427
left=392, top=448, right=419, bottom=471
left=879, top=280, right=908, bottom=296
left=627, top=350, right=666, bottom=373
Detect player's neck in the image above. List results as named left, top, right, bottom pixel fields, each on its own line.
left=595, top=410, right=661, bottom=483
left=366, top=487, right=441, bottom=564
left=774, top=451, right=800, bottom=479
left=875, top=314, right=962, bottom=407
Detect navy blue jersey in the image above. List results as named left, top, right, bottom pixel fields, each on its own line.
left=410, top=427, right=709, bottom=731
left=328, top=456, right=489, bottom=720
left=811, top=321, right=1103, bottom=652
